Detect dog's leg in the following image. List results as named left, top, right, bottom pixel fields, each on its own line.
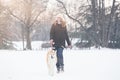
left=48, top=64, right=54, bottom=76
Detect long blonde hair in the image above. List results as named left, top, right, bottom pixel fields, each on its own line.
left=53, top=17, right=66, bottom=27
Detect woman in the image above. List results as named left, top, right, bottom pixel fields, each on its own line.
left=50, top=16, right=71, bottom=73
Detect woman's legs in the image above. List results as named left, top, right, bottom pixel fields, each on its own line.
left=56, top=47, right=64, bottom=72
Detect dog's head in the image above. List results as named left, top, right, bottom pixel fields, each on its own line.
left=48, top=49, right=56, bottom=55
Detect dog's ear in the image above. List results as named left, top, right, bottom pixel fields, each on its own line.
left=48, top=49, right=52, bottom=54
left=54, top=50, right=57, bottom=54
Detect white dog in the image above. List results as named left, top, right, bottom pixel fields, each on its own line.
left=46, top=49, right=57, bottom=76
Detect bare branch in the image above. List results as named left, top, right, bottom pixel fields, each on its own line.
left=7, top=8, right=26, bottom=25
left=56, top=0, right=87, bottom=31
left=29, top=9, right=45, bottom=27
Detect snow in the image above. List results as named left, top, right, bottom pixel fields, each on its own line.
left=0, top=49, right=120, bottom=80
left=12, top=41, right=45, bottom=50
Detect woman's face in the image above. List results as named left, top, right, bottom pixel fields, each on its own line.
left=56, top=17, right=61, bottom=24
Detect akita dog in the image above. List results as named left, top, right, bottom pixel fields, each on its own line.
left=46, top=49, right=57, bottom=76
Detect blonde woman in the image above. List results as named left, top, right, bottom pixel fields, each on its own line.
left=50, top=16, right=71, bottom=73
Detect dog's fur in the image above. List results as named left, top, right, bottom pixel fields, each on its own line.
left=46, top=49, right=57, bottom=76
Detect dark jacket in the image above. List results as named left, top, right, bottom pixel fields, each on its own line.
left=50, top=23, right=71, bottom=48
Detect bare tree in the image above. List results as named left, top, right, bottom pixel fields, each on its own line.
left=0, top=1, right=13, bottom=49
left=7, top=0, right=48, bottom=50
left=56, top=0, right=101, bottom=47
left=56, top=0, right=120, bottom=48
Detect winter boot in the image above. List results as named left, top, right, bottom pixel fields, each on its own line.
left=57, top=68, right=60, bottom=73
left=61, top=66, right=64, bottom=72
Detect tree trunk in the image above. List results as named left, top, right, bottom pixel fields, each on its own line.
left=26, top=26, right=32, bottom=50
left=21, top=24, right=25, bottom=50
left=91, top=0, right=98, bottom=31
left=106, top=0, right=116, bottom=47
left=91, top=0, right=101, bottom=47
left=98, top=0, right=106, bottom=47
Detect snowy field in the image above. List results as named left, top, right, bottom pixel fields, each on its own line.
left=0, top=49, right=120, bottom=80
left=12, top=41, right=44, bottom=50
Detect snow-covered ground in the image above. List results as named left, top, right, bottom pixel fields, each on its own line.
left=0, top=49, right=120, bottom=80
left=12, top=40, right=79, bottom=50
left=12, top=41, right=44, bottom=50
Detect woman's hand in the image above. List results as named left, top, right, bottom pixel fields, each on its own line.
left=50, top=39, right=55, bottom=46
left=68, top=45, right=72, bottom=49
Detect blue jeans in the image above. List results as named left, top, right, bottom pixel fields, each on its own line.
left=55, top=47, right=64, bottom=70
